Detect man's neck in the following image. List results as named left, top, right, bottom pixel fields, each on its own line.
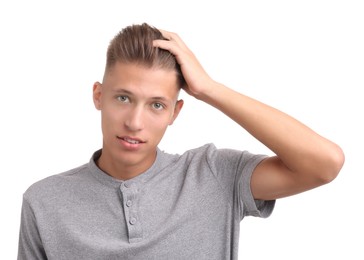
left=96, top=150, right=156, bottom=180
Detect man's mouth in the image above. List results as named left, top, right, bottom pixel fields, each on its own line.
left=117, top=136, right=144, bottom=144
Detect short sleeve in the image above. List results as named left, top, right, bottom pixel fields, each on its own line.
left=18, top=196, right=47, bottom=260
left=205, top=143, right=275, bottom=220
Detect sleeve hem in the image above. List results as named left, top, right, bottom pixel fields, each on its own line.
left=241, top=155, right=276, bottom=218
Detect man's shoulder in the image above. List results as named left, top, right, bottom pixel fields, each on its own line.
left=23, top=163, right=89, bottom=203
left=179, top=143, right=217, bottom=157
left=180, top=142, right=243, bottom=162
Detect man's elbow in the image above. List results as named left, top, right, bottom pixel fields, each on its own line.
left=319, top=144, right=345, bottom=185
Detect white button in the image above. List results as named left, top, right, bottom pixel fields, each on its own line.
left=126, top=200, right=132, bottom=207
left=124, top=182, right=130, bottom=188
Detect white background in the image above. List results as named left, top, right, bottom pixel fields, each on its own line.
left=1, top=0, right=363, bottom=259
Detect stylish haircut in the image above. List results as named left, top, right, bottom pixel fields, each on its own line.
left=105, top=23, right=186, bottom=88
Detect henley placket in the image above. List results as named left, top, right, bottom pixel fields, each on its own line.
left=119, top=181, right=143, bottom=243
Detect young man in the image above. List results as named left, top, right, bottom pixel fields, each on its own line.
left=18, top=23, right=344, bottom=259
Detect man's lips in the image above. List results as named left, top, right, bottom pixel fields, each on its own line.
left=117, top=136, right=146, bottom=144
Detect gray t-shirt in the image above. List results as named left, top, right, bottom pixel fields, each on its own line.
left=18, top=143, right=275, bottom=260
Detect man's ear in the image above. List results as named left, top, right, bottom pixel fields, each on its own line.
left=93, top=82, right=102, bottom=110
left=169, top=99, right=184, bottom=125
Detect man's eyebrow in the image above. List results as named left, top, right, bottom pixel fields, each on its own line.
left=150, top=96, right=169, bottom=102
left=113, top=88, right=133, bottom=95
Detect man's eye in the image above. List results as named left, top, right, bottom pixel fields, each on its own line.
left=117, top=96, right=129, bottom=102
left=152, top=102, right=164, bottom=110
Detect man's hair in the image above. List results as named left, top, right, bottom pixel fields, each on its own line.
left=105, top=23, right=186, bottom=88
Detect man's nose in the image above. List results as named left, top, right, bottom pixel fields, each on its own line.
left=124, top=106, right=144, bottom=131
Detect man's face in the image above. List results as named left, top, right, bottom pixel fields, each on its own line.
left=93, top=62, right=183, bottom=174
